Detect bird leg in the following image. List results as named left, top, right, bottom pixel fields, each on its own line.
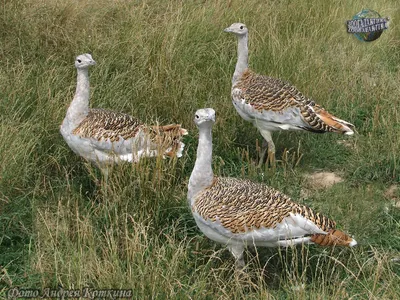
left=100, top=167, right=109, bottom=185
left=258, top=139, right=268, bottom=168
left=228, top=244, right=245, bottom=269
left=258, top=130, right=276, bottom=168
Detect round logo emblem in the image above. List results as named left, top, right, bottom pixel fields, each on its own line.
left=347, top=9, right=389, bottom=42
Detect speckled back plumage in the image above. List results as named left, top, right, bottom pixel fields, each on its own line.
left=72, top=108, right=143, bottom=142
left=69, top=108, right=187, bottom=162
left=193, top=177, right=335, bottom=234
left=233, top=69, right=354, bottom=134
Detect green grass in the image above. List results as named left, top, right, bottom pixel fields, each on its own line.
left=1, top=0, right=399, bottom=298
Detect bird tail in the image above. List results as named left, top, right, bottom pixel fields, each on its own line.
left=316, top=110, right=355, bottom=135
left=150, top=124, right=188, bottom=158
left=311, top=229, right=357, bottom=247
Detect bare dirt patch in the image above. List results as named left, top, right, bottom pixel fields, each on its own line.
left=384, top=185, right=400, bottom=208
left=304, top=171, right=344, bottom=190
left=300, top=171, right=344, bottom=199
left=384, top=185, right=398, bottom=200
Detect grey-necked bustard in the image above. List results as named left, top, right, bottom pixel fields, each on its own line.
left=60, top=54, right=188, bottom=168
left=224, top=23, right=355, bottom=166
left=188, top=108, right=356, bottom=268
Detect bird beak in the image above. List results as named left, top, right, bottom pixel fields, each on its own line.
left=210, top=113, right=216, bottom=122
left=224, top=27, right=231, bottom=33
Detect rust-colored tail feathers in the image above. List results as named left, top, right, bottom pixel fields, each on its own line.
left=157, top=124, right=189, bottom=136
left=311, top=229, right=357, bottom=247
left=150, top=124, right=188, bottom=158
left=317, top=110, right=355, bottom=135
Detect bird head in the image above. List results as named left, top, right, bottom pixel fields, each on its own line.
left=75, top=53, right=96, bottom=69
left=224, top=23, right=248, bottom=36
left=194, top=108, right=216, bottom=127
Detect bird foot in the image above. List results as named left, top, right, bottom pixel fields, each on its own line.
left=267, top=150, right=276, bottom=170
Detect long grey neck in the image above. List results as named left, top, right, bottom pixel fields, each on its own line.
left=65, top=68, right=90, bottom=125
left=188, top=124, right=214, bottom=204
left=232, top=33, right=249, bottom=86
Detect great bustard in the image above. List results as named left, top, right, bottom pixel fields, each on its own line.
left=188, top=108, right=356, bottom=268
left=224, top=23, right=354, bottom=166
left=60, top=54, right=188, bottom=168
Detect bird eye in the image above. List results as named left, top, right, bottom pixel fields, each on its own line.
left=240, top=25, right=244, bottom=29
left=77, top=59, right=82, bottom=63
left=195, top=115, right=199, bottom=119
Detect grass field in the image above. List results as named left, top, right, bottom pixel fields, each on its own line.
left=1, top=0, right=399, bottom=298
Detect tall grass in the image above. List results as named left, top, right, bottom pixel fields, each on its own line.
left=1, top=0, right=399, bottom=298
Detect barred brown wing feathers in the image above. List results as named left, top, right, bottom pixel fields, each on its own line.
left=72, top=108, right=143, bottom=142
left=294, top=205, right=336, bottom=232
left=235, top=70, right=313, bottom=114
left=235, top=70, right=355, bottom=134
left=193, top=177, right=335, bottom=234
left=235, top=70, right=301, bottom=111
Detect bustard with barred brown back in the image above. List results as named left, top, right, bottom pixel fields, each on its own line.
left=188, top=108, right=356, bottom=268
left=224, top=23, right=355, bottom=166
left=60, top=54, right=188, bottom=168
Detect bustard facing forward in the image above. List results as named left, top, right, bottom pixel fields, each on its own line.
left=188, top=108, right=356, bottom=268
left=224, top=23, right=354, bottom=166
left=60, top=54, right=188, bottom=168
